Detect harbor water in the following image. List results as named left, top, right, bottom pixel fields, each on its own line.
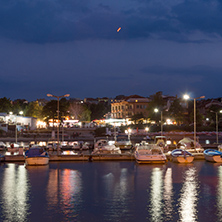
left=0, top=160, right=221, bottom=222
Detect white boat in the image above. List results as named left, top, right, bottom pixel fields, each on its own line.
left=7, top=143, right=19, bottom=153
left=115, top=135, right=132, bottom=150
left=204, top=149, right=222, bottom=163
left=177, top=137, right=204, bottom=153
left=25, top=146, right=49, bottom=165
left=92, top=140, right=121, bottom=154
left=134, top=143, right=167, bottom=164
left=171, top=149, right=194, bottom=163
left=154, top=136, right=173, bottom=152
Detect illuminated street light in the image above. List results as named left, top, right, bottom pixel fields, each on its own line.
left=47, top=93, right=70, bottom=154
left=19, top=111, right=23, bottom=115
left=154, top=108, right=163, bottom=136
left=125, top=128, right=132, bottom=140
left=183, top=94, right=205, bottom=149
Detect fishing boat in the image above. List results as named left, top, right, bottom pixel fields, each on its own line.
left=171, top=149, right=194, bottom=163
left=204, top=149, right=222, bottom=163
left=25, top=146, right=49, bottom=165
left=92, top=139, right=121, bottom=154
left=134, top=143, right=167, bottom=164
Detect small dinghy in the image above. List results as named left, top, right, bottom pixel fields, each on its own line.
left=204, top=149, right=222, bottom=163
left=171, top=149, right=194, bottom=163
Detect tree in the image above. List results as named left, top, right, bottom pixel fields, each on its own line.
left=69, top=102, right=91, bottom=121
left=69, top=103, right=85, bottom=120
left=131, top=113, right=144, bottom=124
left=42, top=98, right=70, bottom=123
left=25, top=101, right=43, bottom=119
left=0, top=97, right=12, bottom=113
left=146, top=91, right=165, bottom=121
left=88, top=102, right=110, bottom=120
left=168, top=98, right=184, bottom=125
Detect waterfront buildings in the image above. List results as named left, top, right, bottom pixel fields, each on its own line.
left=111, top=95, right=150, bottom=119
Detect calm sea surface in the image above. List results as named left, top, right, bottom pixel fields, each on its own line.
left=0, top=160, right=221, bottom=222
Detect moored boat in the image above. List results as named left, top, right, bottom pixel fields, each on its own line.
left=171, top=149, right=194, bottom=163
left=134, top=143, right=167, bottom=164
left=0, top=141, right=7, bottom=151
left=92, top=139, right=121, bottom=154
left=0, top=154, right=5, bottom=162
left=204, top=149, right=222, bottom=163
left=25, top=146, right=49, bottom=165
left=177, top=137, right=204, bottom=153
left=7, top=143, right=19, bottom=154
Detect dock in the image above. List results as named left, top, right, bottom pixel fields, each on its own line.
left=2, top=152, right=206, bottom=162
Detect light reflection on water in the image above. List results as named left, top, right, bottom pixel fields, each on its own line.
left=217, top=166, right=222, bottom=221
left=0, top=161, right=221, bottom=221
left=178, top=167, right=199, bottom=222
left=1, top=164, right=29, bottom=222
left=163, top=168, right=173, bottom=221
left=149, top=167, right=164, bottom=222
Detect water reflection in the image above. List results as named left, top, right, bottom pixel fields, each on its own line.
left=149, top=167, right=164, bottom=222
left=1, top=164, right=29, bottom=222
left=178, top=167, right=199, bottom=222
left=46, top=167, right=82, bottom=219
left=163, top=168, right=173, bottom=221
left=103, top=167, right=132, bottom=220
left=217, top=166, right=222, bottom=221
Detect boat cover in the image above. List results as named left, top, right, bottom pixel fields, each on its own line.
left=25, top=148, right=46, bottom=157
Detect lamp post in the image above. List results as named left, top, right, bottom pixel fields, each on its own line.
left=210, top=110, right=222, bottom=144
left=145, top=127, right=149, bottom=139
left=47, top=93, right=70, bottom=154
left=154, top=108, right=163, bottom=136
left=183, top=94, right=205, bottom=149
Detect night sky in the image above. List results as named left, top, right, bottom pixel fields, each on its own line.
left=0, top=0, right=222, bottom=101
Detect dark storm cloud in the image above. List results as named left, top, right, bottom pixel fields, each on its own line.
left=1, top=0, right=222, bottom=43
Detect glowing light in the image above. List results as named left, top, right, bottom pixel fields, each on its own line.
left=37, top=121, right=46, bottom=128
left=183, top=94, right=190, bottom=100
left=117, top=27, right=121, bottom=32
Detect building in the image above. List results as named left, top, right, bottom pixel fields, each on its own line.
left=0, top=113, right=37, bottom=132
left=111, top=95, right=150, bottom=119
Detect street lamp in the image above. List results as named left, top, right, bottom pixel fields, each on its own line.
left=210, top=110, right=222, bottom=144
left=125, top=128, right=132, bottom=140
left=47, top=93, right=70, bottom=154
left=154, top=108, right=163, bottom=136
left=183, top=94, right=205, bottom=149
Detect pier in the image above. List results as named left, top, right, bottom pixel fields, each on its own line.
left=2, top=152, right=205, bottom=162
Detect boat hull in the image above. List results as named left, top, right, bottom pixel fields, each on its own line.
left=204, top=149, right=222, bottom=163
left=171, top=156, right=194, bottom=163
left=25, top=157, right=49, bottom=166
left=204, top=154, right=222, bottom=163
left=135, top=154, right=167, bottom=164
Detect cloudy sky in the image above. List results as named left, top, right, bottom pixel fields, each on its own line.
left=1, top=0, right=222, bottom=101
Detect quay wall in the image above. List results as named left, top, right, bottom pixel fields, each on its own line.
left=2, top=153, right=205, bottom=163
